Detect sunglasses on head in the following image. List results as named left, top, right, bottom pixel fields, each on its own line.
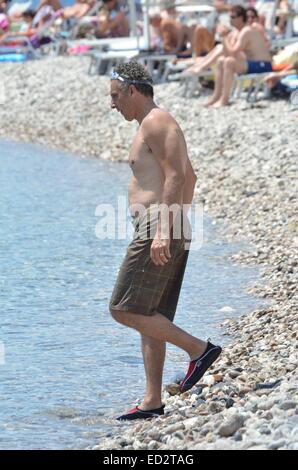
left=110, top=71, right=153, bottom=87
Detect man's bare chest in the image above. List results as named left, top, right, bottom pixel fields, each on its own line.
left=129, top=133, right=153, bottom=170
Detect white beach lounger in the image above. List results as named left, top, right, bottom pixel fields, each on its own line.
left=160, top=59, right=195, bottom=83
left=1, top=10, right=62, bottom=59
left=68, top=35, right=147, bottom=53
left=88, top=48, right=141, bottom=75
left=179, top=70, right=214, bottom=98
left=233, top=72, right=270, bottom=103
left=140, top=53, right=176, bottom=82
left=0, top=35, right=37, bottom=58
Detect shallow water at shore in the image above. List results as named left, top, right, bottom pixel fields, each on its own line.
left=0, top=140, right=266, bottom=449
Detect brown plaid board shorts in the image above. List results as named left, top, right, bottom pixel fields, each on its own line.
left=109, top=209, right=191, bottom=322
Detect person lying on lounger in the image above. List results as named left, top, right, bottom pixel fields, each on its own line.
left=61, top=0, right=95, bottom=21
left=264, top=61, right=298, bottom=97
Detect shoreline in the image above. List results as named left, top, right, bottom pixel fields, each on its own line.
left=1, top=56, right=297, bottom=450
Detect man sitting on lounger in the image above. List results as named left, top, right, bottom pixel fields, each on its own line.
left=203, top=4, right=272, bottom=107
left=182, top=25, right=240, bottom=76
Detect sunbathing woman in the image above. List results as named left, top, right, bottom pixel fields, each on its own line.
left=62, top=0, right=95, bottom=20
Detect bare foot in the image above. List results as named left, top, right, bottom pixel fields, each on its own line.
left=212, top=99, right=230, bottom=108
left=201, top=97, right=219, bottom=107
left=182, top=68, right=197, bottom=77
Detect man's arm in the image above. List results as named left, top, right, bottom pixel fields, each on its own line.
left=183, top=159, right=197, bottom=207
left=221, top=27, right=250, bottom=56
left=214, top=1, right=232, bottom=13
left=144, top=117, right=187, bottom=210
left=143, top=115, right=187, bottom=265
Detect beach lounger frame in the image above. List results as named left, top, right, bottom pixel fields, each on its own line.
left=0, top=34, right=40, bottom=59
left=179, top=70, right=214, bottom=98
left=232, top=72, right=271, bottom=103
left=88, top=48, right=141, bottom=75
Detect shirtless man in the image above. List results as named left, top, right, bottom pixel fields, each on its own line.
left=203, top=4, right=272, bottom=107
left=150, top=13, right=190, bottom=54
left=182, top=26, right=239, bottom=76
left=96, top=0, right=129, bottom=38
left=109, top=61, right=222, bottom=420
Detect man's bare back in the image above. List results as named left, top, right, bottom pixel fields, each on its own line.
left=239, top=25, right=271, bottom=61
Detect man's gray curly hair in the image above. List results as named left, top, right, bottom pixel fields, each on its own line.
left=114, top=61, right=154, bottom=98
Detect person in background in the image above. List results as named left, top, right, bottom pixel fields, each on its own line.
left=274, top=0, right=289, bottom=36
left=246, top=6, right=269, bottom=47
left=264, top=60, right=298, bottom=96
left=150, top=13, right=214, bottom=57
left=0, top=10, right=9, bottom=39
left=95, top=0, right=129, bottom=38
left=31, top=0, right=61, bottom=29
left=61, top=0, right=95, bottom=21
left=182, top=26, right=240, bottom=76
left=202, top=4, right=272, bottom=107
left=0, top=0, right=7, bottom=13
left=36, top=0, right=61, bottom=13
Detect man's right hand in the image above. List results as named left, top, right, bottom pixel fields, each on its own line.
left=150, top=236, right=171, bottom=266
left=217, top=24, right=230, bottom=37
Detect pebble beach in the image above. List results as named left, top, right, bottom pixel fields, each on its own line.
left=1, top=56, right=297, bottom=450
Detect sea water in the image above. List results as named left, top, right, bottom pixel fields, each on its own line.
left=0, top=140, right=265, bottom=449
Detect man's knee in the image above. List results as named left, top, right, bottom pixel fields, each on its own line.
left=217, top=56, right=225, bottom=67
left=224, top=56, right=236, bottom=69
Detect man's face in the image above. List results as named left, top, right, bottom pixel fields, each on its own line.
left=110, top=80, right=135, bottom=122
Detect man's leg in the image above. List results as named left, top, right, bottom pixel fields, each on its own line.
left=111, top=309, right=207, bottom=361
left=183, top=40, right=221, bottom=76
left=194, top=44, right=224, bottom=72
left=213, top=56, right=247, bottom=107
left=202, top=55, right=225, bottom=106
left=140, top=335, right=165, bottom=410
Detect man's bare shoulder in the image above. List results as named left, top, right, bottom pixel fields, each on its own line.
left=239, top=25, right=252, bottom=37
left=141, top=108, right=178, bottom=136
